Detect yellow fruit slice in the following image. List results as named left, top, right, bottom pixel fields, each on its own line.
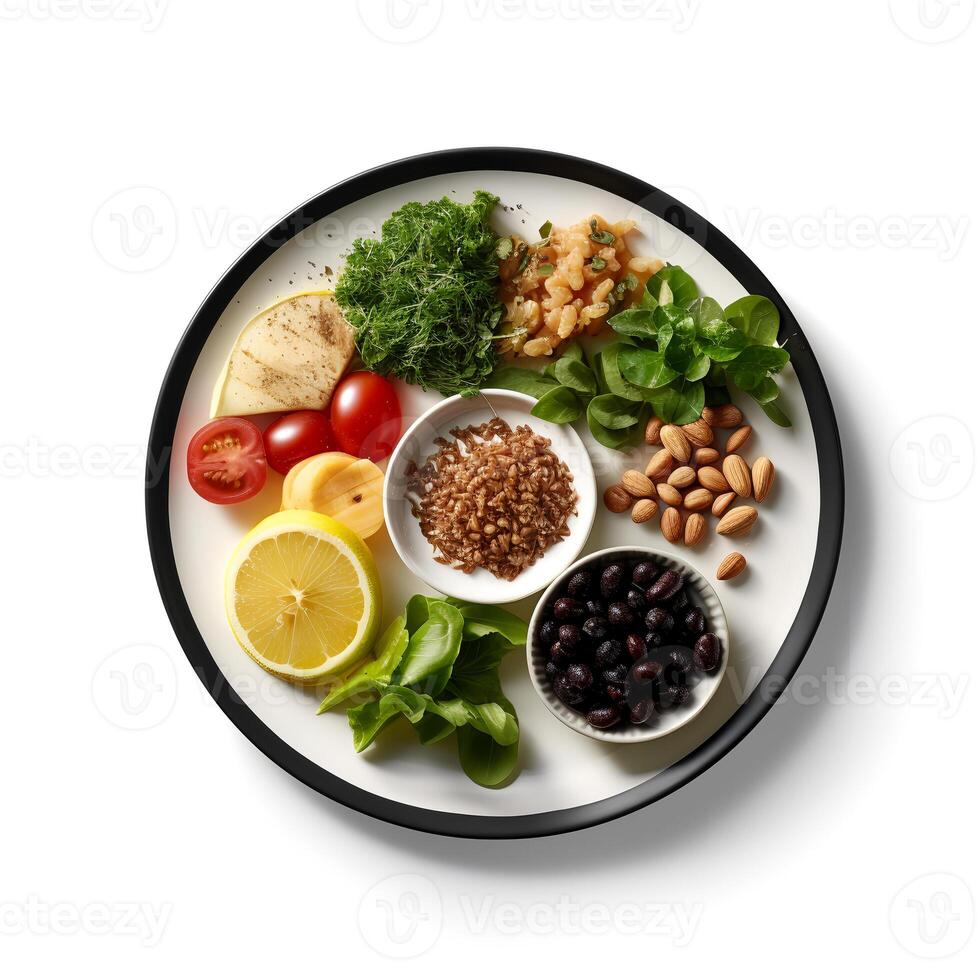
left=280, top=453, right=318, bottom=505
left=281, top=452, right=384, bottom=539
left=225, top=510, right=380, bottom=683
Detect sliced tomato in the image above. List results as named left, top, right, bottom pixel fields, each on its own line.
left=187, top=418, right=267, bottom=504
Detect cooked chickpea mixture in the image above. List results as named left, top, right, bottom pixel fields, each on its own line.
left=497, top=215, right=664, bottom=357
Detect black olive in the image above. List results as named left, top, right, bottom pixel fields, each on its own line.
left=538, top=620, right=559, bottom=646
left=665, top=684, right=691, bottom=706
left=671, top=591, right=690, bottom=613
left=602, top=664, right=628, bottom=684
left=693, top=633, right=721, bottom=672
left=549, top=641, right=566, bottom=663
left=558, top=624, right=581, bottom=651
left=632, top=561, right=658, bottom=586
left=555, top=675, right=587, bottom=707
left=544, top=661, right=558, bottom=679
left=566, top=663, right=593, bottom=690
left=625, top=633, right=647, bottom=661
left=587, top=705, right=622, bottom=729
left=606, top=683, right=626, bottom=703
left=631, top=659, right=664, bottom=684
left=600, top=564, right=626, bottom=598
left=647, top=569, right=682, bottom=602
left=684, top=607, right=706, bottom=636
left=595, top=640, right=624, bottom=668
left=607, top=601, right=633, bottom=626
left=669, top=649, right=693, bottom=673
left=567, top=571, right=592, bottom=597
left=645, top=607, right=673, bottom=633
left=553, top=597, right=582, bottom=621
left=582, top=617, right=609, bottom=642
left=645, top=631, right=664, bottom=650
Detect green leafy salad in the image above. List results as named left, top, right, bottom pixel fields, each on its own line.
left=319, top=596, right=526, bottom=787
left=488, top=263, right=792, bottom=449
left=335, top=190, right=504, bottom=397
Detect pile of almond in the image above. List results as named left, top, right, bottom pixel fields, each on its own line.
left=602, top=404, right=775, bottom=582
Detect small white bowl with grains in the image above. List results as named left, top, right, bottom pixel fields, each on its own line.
left=383, top=389, right=597, bottom=605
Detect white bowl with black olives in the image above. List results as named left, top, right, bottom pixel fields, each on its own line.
left=527, top=547, right=730, bottom=743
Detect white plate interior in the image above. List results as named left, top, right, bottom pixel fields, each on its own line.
left=527, top=548, right=730, bottom=743
left=383, top=389, right=597, bottom=605
left=168, top=169, right=821, bottom=818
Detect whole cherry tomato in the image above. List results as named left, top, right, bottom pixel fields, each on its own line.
left=263, top=410, right=336, bottom=475
left=329, top=372, right=401, bottom=462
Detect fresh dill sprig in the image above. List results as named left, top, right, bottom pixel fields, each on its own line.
left=335, top=190, right=504, bottom=396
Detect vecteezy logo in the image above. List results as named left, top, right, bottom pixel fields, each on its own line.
left=357, top=0, right=443, bottom=43
left=91, top=644, right=178, bottom=730
left=889, top=0, right=975, bottom=43
left=889, top=873, right=974, bottom=958
left=889, top=415, right=974, bottom=501
left=91, top=186, right=177, bottom=272
left=357, top=874, right=442, bottom=958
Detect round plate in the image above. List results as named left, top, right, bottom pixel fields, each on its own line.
left=526, top=548, right=730, bottom=744
left=383, top=389, right=597, bottom=605
left=146, top=148, right=844, bottom=839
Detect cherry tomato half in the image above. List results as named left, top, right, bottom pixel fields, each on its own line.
left=329, top=372, right=402, bottom=462
left=187, top=417, right=267, bottom=505
left=263, top=410, right=335, bottom=476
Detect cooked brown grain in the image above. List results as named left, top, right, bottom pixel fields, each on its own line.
left=406, top=417, right=577, bottom=581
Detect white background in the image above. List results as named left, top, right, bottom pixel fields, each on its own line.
left=1, top=0, right=977, bottom=974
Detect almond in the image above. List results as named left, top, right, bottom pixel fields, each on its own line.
left=632, top=498, right=659, bottom=524
left=716, top=505, right=758, bottom=536
left=717, top=552, right=747, bottom=581
left=657, top=483, right=682, bottom=507
left=645, top=448, right=674, bottom=481
left=621, top=469, right=655, bottom=498
left=693, top=447, right=720, bottom=467
left=660, top=424, right=691, bottom=463
left=603, top=485, right=631, bottom=513
left=660, top=506, right=682, bottom=543
left=681, top=418, right=714, bottom=447
left=752, top=456, right=775, bottom=502
left=726, top=425, right=752, bottom=453
left=684, top=512, right=706, bottom=546
left=667, top=465, right=696, bottom=488
left=684, top=488, right=714, bottom=512
left=644, top=416, right=664, bottom=446
left=697, top=466, right=730, bottom=493
left=711, top=491, right=737, bottom=517
left=702, top=404, right=743, bottom=428
left=722, top=454, right=752, bottom=497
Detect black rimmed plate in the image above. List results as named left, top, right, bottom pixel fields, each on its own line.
left=146, top=148, right=843, bottom=839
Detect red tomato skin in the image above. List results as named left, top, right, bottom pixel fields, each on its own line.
left=186, top=417, right=267, bottom=505
left=329, top=372, right=402, bottom=462
left=263, top=411, right=335, bottom=476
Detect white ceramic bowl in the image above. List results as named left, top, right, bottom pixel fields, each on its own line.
left=527, top=547, right=730, bottom=743
left=383, top=389, right=598, bottom=604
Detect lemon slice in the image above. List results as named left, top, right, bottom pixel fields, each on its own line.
left=225, top=510, right=380, bottom=683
